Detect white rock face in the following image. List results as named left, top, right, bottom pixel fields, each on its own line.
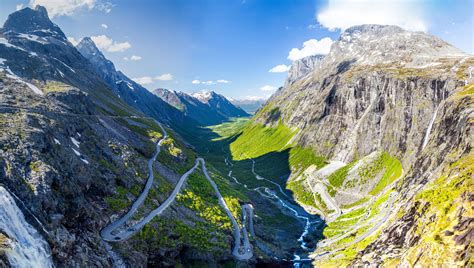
left=324, top=25, right=466, bottom=70
left=191, top=90, right=214, bottom=103
left=285, top=55, right=325, bottom=86
left=256, top=24, right=471, bottom=165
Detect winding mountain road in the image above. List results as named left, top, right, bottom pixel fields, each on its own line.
left=200, top=160, right=253, bottom=260
left=100, top=122, right=254, bottom=260
left=312, top=191, right=397, bottom=257
left=313, top=183, right=341, bottom=222
left=228, top=155, right=318, bottom=252
left=101, top=122, right=168, bottom=241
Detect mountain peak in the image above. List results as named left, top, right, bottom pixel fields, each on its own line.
left=343, top=24, right=404, bottom=36
left=325, top=24, right=466, bottom=69
left=76, top=36, right=116, bottom=75
left=77, top=37, right=102, bottom=54
left=34, top=5, right=49, bottom=17
left=2, top=5, right=66, bottom=39
left=286, top=54, right=325, bottom=86
left=191, top=90, right=216, bottom=102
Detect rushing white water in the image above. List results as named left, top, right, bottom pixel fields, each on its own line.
left=422, top=106, right=439, bottom=150
left=0, top=186, right=53, bottom=268
left=263, top=189, right=311, bottom=248
left=227, top=156, right=319, bottom=265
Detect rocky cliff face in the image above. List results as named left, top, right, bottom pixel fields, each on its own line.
left=0, top=6, right=242, bottom=267
left=0, top=70, right=151, bottom=266
left=285, top=54, right=324, bottom=86
left=257, top=25, right=468, bottom=165
left=253, top=24, right=473, bottom=266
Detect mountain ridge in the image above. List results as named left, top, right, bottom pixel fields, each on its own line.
left=242, top=23, right=473, bottom=266
left=76, top=36, right=195, bottom=127
left=152, top=88, right=249, bottom=125
left=0, top=6, right=304, bottom=267
left=0, top=5, right=472, bottom=268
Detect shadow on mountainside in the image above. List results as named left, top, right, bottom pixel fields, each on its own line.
left=174, top=122, right=326, bottom=259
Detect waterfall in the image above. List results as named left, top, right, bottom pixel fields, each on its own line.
left=421, top=106, right=439, bottom=150
left=0, top=186, right=53, bottom=268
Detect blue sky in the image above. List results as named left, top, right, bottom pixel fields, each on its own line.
left=1, top=0, right=473, bottom=100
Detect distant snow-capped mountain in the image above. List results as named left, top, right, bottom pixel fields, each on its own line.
left=152, top=89, right=249, bottom=125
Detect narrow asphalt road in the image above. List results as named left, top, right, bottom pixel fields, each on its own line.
left=100, top=123, right=254, bottom=260
left=314, top=183, right=341, bottom=222
left=312, top=191, right=397, bottom=257
left=200, top=160, right=253, bottom=260
left=101, top=122, right=168, bottom=241
left=5, top=104, right=255, bottom=260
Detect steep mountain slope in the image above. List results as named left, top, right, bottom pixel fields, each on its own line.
left=233, top=24, right=473, bottom=266
left=0, top=6, right=249, bottom=267
left=152, top=88, right=244, bottom=125
left=0, top=6, right=315, bottom=267
left=76, top=37, right=193, bottom=127
left=0, top=6, right=139, bottom=118
left=191, top=90, right=249, bottom=119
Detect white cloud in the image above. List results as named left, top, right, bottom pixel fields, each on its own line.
left=91, top=35, right=112, bottom=49
left=67, top=36, right=79, bottom=46
left=242, top=95, right=267, bottom=101
left=130, top=55, right=142, bottom=61
left=90, top=35, right=131, bottom=52
left=108, top=42, right=131, bottom=52
left=96, top=1, right=114, bottom=13
left=29, top=0, right=114, bottom=17
left=101, top=23, right=108, bottom=29
left=317, top=0, right=427, bottom=32
left=260, top=85, right=277, bottom=91
left=155, top=73, right=173, bottom=81
left=288, top=38, right=333, bottom=61
left=132, top=73, right=173, bottom=84
left=192, top=79, right=228, bottom=84
left=132, top=76, right=153, bottom=85
left=16, top=4, right=24, bottom=10
left=29, top=0, right=96, bottom=17
left=123, top=57, right=128, bottom=61
left=269, top=64, right=290, bottom=73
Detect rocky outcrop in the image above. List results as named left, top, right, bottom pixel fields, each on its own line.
left=285, top=54, right=324, bottom=86
left=0, top=6, right=238, bottom=267
left=0, top=6, right=108, bottom=91
left=256, top=25, right=469, bottom=165
left=254, top=24, right=473, bottom=266
left=350, top=86, right=473, bottom=266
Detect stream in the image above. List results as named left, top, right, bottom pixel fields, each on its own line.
left=225, top=157, right=319, bottom=266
